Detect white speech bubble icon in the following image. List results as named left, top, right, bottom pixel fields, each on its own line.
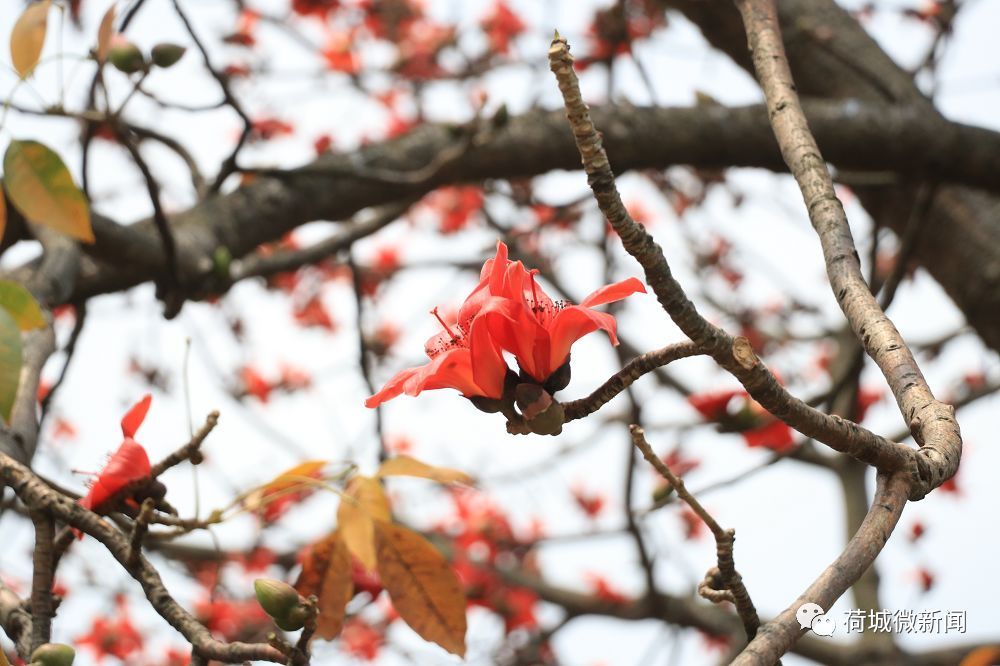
left=796, top=603, right=823, bottom=630
left=811, top=613, right=836, bottom=637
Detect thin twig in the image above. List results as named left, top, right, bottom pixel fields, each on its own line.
left=562, top=342, right=702, bottom=421
left=39, top=302, right=87, bottom=425
left=150, top=411, right=219, bottom=478
left=127, top=499, right=156, bottom=567
left=630, top=426, right=761, bottom=642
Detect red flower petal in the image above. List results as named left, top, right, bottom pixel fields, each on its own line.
left=579, top=276, right=646, bottom=308
left=742, top=419, right=796, bottom=452
left=546, top=305, right=619, bottom=376
left=121, top=394, right=152, bottom=439
left=688, top=390, right=742, bottom=420
left=79, top=438, right=152, bottom=512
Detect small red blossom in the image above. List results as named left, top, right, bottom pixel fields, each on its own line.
left=250, top=117, right=295, bottom=142
left=51, top=417, right=78, bottom=440
left=938, top=475, right=960, bottom=494
left=76, top=598, right=144, bottom=660
left=78, top=395, right=154, bottom=516
left=292, top=0, right=340, bottom=18
left=385, top=434, right=413, bottom=455
left=223, top=62, right=252, bottom=78
left=195, top=596, right=271, bottom=641
left=586, top=573, right=630, bottom=604
left=372, top=245, right=401, bottom=274
left=313, top=133, right=333, bottom=155
left=915, top=567, right=935, bottom=593
left=155, top=647, right=192, bottom=666
left=424, top=186, right=484, bottom=234
left=625, top=200, right=652, bottom=227
left=393, top=20, right=455, bottom=80
left=352, top=557, right=384, bottom=598
left=496, top=586, right=539, bottom=631
left=235, top=547, right=277, bottom=574
left=661, top=448, right=700, bottom=477
left=909, top=521, right=926, bottom=543
left=223, top=10, right=258, bottom=47
left=855, top=387, right=883, bottom=421
left=481, top=1, right=526, bottom=55
left=571, top=485, right=606, bottom=519
left=278, top=364, right=312, bottom=391
left=255, top=466, right=324, bottom=524
left=741, top=418, right=795, bottom=452
left=321, top=31, right=359, bottom=73
left=688, top=389, right=796, bottom=452
left=679, top=507, right=706, bottom=540
left=293, top=294, right=337, bottom=331
left=341, top=618, right=383, bottom=661
left=963, top=371, right=986, bottom=392
left=241, top=367, right=273, bottom=402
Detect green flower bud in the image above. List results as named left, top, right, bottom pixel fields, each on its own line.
left=254, top=578, right=301, bottom=620
left=30, top=643, right=75, bottom=666
left=108, top=40, right=145, bottom=74
left=151, top=43, right=186, bottom=69
left=274, top=603, right=311, bottom=631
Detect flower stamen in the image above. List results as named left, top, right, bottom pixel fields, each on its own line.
left=431, top=307, right=459, bottom=341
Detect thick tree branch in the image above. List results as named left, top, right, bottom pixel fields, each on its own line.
left=732, top=472, right=910, bottom=665
left=4, top=101, right=998, bottom=308
left=0, top=452, right=290, bottom=664
left=732, top=0, right=960, bottom=500
left=546, top=35, right=918, bottom=477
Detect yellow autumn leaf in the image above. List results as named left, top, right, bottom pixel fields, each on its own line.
left=10, top=1, right=51, bottom=78
left=336, top=476, right=389, bottom=571
left=96, top=4, right=117, bottom=63
left=377, top=455, right=474, bottom=485
left=262, top=460, right=327, bottom=492
left=242, top=459, right=326, bottom=513
left=316, top=530, right=352, bottom=640
left=3, top=140, right=93, bottom=243
left=374, top=522, right=467, bottom=657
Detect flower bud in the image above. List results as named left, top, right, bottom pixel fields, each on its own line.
left=30, top=643, right=75, bottom=666
left=254, top=578, right=301, bottom=620
left=275, top=602, right=311, bottom=631
left=514, top=383, right=552, bottom=421
left=108, top=39, right=145, bottom=74
left=151, top=43, right=186, bottom=68
left=543, top=358, right=572, bottom=394
left=652, top=482, right=675, bottom=504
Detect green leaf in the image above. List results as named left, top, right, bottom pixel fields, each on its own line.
left=0, top=307, right=23, bottom=424
left=3, top=140, right=94, bottom=243
left=0, top=281, right=45, bottom=331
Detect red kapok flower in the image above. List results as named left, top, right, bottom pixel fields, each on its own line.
left=79, top=395, right=153, bottom=514
left=481, top=1, right=526, bottom=55
left=365, top=309, right=507, bottom=407
left=76, top=597, right=144, bottom=660
left=469, top=242, right=646, bottom=382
